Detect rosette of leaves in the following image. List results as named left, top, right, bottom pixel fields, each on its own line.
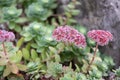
left=26, top=2, right=52, bottom=21
left=22, top=22, right=44, bottom=41
left=34, top=26, right=57, bottom=53
left=46, top=62, right=62, bottom=78
left=103, top=56, right=115, bottom=69
left=60, top=73, right=74, bottom=80
left=60, top=71, right=87, bottom=80
left=21, top=22, right=57, bottom=53
left=2, top=6, right=22, bottom=21
left=37, top=0, right=57, bottom=9
left=89, top=69, right=103, bottom=79
left=96, top=62, right=108, bottom=73
left=26, top=61, right=43, bottom=79
left=76, top=73, right=87, bottom=80
left=115, top=67, right=120, bottom=77
left=0, top=0, right=16, bottom=7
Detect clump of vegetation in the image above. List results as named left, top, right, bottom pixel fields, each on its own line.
left=0, top=0, right=119, bottom=80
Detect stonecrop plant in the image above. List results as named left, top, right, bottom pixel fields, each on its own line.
left=0, top=30, right=26, bottom=78
left=86, top=30, right=113, bottom=73
left=0, top=0, right=119, bottom=80
left=0, top=27, right=116, bottom=80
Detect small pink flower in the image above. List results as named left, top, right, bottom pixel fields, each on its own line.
left=52, top=25, right=86, bottom=48
left=87, top=30, right=113, bottom=46
left=7, top=32, right=15, bottom=41
left=0, top=30, right=15, bottom=42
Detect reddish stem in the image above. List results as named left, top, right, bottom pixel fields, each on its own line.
left=86, top=43, right=98, bottom=73
left=2, top=42, right=7, bottom=56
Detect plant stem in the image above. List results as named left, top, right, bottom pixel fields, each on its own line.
left=2, top=42, right=7, bottom=56
left=86, top=43, right=98, bottom=73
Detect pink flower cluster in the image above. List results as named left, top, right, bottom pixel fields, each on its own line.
left=0, top=30, right=15, bottom=42
left=87, top=30, right=113, bottom=46
left=52, top=26, right=86, bottom=48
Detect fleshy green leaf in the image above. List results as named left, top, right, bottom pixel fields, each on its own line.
left=55, top=54, right=61, bottom=62
left=17, top=64, right=27, bottom=71
left=31, top=49, right=38, bottom=61
left=17, top=37, right=24, bottom=49
left=15, top=17, right=29, bottom=23
left=10, top=51, right=22, bottom=63
left=22, top=48, right=30, bottom=60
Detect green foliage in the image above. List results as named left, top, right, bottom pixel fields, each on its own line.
left=60, top=65, right=87, bottom=80
left=89, top=69, right=102, bottom=79
left=114, top=67, right=120, bottom=80
left=0, top=66, right=5, bottom=76
left=37, top=0, right=57, bottom=9
left=0, top=0, right=16, bottom=7
left=0, top=42, right=27, bottom=77
left=26, top=2, right=52, bottom=21
left=0, top=42, right=18, bottom=54
left=46, top=62, right=62, bottom=77
left=31, top=49, right=39, bottom=61
left=115, top=67, right=120, bottom=77
left=64, top=1, right=80, bottom=25
left=96, top=61, right=108, bottom=72
left=0, top=0, right=116, bottom=80
left=19, top=25, right=115, bottom=80
left=22, top=22, right=44, bottom=41
left=21, top=22, right=57, bottom=54
left=10, top=50, right=22, bottom=63
left=0, top=6, right=22, bottom=32
left=103, top=56, right=115, bottom=69
left=2, top=6, right=22, bottom=21
left=22, top=48, right=30, bottom=61
left=60, top=73, right=74, bottom=80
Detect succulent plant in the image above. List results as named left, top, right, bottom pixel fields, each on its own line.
left=89, top=69, right=102, bottom=79
left=22, top=22, right=43, bottom=41
left=76, top=73, right=87, bottom=80
left=96, top=62, right=108, bottom=72
left=115, top=67, right=120, bottom=77
left=47, top=62, right=63, bottom=77
left=0, top=0, right=116, bottom=79
left=60, top=73, right=74, bottom=80
left=2, top=6, right=22, bottom=21
left=26, top=2, right=52, bottom=21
